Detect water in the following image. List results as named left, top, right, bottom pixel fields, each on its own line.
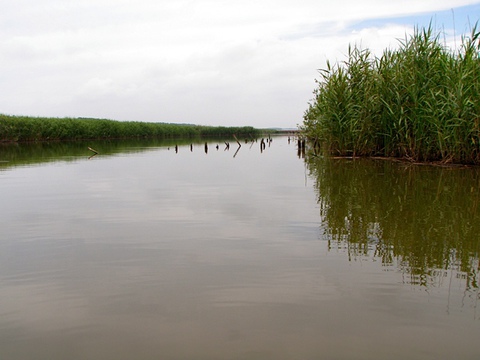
left=0, top=137, right=479, bottom=359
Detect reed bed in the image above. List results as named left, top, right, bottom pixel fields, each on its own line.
left=0, top=115, right=260, bottom=142
left=303, top=24, right=480, bottom=164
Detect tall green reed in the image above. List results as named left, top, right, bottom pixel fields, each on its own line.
left=303, top=23, right=480, bottom=164
left=0, top=115, right=261, bottom=142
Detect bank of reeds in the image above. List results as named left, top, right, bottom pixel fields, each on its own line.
left=303, top=24, right=480, bottom=164
left=0, top=114, right=260, bottom=142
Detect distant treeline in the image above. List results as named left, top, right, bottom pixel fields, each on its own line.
left=0, top=114, right=262, bottom=142
left=302, top=24, right=480, bottom=164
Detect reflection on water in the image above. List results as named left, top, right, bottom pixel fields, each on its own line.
left=306, top=154, right=480, bottom=296
left=1, top=137, right=479, bottom=360
left=0, top=136, right=277, bottom=170
left=0, top=138, right=231, bottom=169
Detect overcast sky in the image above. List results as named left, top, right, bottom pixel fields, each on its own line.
left=1, top=1, right=479, bottom=128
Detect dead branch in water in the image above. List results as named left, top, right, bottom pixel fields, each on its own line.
left=233, top=134, right=241, bottom=147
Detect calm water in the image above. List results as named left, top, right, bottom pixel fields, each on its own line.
left=0, top=137, right=479, bottom=360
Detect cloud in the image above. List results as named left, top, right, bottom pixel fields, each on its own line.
left=1, top=0, right=479, bottom=128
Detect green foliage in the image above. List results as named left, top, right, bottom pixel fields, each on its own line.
left=303, top=23, right=480, bottom=164
left=0, top=115, right=261, bottom=142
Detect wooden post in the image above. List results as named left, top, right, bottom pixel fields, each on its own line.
left=233, top=134, right=241, bottom=147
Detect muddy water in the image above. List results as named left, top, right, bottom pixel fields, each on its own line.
left=0, top=137, right=479, bottom=359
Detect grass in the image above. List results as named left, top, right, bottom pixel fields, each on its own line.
left=0, top=114, right=262, bottom=142
left=302, top=23, right=480, bottom=164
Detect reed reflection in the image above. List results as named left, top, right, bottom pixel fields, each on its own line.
left=306, top=154, right=480, bottom=292
left=0, top=136, right=267, bottom=170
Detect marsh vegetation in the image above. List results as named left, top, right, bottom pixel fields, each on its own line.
left=302, top=24, right=480, bottom=164
left=0, top=114, right=261, bottom=142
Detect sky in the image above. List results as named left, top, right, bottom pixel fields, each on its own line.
left=1, top=1, right=479, bottom=129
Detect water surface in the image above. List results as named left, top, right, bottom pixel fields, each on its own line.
left=0, top=137, right=479, bottom=359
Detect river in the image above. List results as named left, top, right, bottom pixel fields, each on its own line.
left=0, top=136, right=479, bottom=359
